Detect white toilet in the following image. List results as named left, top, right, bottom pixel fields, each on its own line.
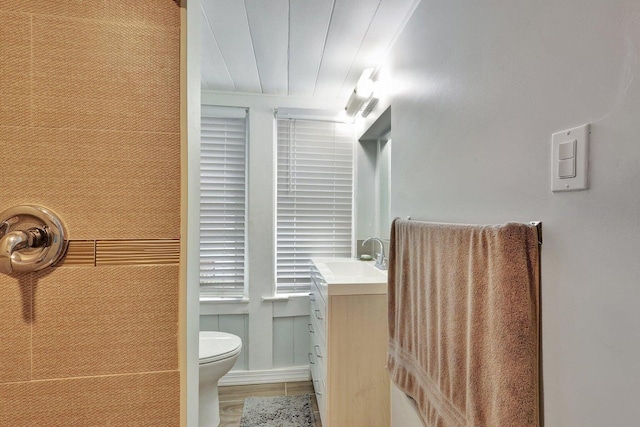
left=199, top=331, right=242, bottom=427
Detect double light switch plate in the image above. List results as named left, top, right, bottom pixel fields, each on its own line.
left=552, top=124, right=589, bottom=192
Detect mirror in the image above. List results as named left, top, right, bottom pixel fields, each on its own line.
left=377, top=136, right=391, bottom=239
left=355, top=107, right=392, bottom=257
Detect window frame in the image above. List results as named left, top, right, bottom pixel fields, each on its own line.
left=199, top=105, right=249, bottom=301
left=274, top=117, right=356, bottom=295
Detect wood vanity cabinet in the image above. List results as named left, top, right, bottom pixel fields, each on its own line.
left=309, top=262, right=390, bottom=427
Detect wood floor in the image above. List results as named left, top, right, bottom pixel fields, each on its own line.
left=218, top=381, right=322, bottom=427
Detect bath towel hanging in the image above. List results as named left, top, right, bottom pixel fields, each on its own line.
left=387, top=218, right=541, bottom=427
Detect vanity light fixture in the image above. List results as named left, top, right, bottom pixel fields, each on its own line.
left=361, top=93, right=379, bottom=118
left=344, top=68, right=375, bottom=118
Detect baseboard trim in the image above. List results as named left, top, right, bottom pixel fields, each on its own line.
left=219, top=366, right=311, bottom=386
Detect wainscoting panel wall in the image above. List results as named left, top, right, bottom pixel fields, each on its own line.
left=0, top=1, right=182, bottom=424
left=199, top=313, right=311, bottom=373
left=273, top=316, right=312, bottom=368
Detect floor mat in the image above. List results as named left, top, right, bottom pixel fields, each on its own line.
left=239, top=394, right=314, bottom=427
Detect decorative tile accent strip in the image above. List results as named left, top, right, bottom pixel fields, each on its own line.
left=95, top=239, right=180, bottom=266
left=57, top=240, right=95, bottom=267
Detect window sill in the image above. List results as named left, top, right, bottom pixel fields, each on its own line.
left=261, top=293, right=308, bottom=302
left=200, top=296, right=249, bottom=304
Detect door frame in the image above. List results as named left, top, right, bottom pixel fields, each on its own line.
left=180, top=1, right=201, bottom=426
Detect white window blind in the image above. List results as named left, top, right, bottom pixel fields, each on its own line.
left=276, top=118, right=354, bottom=294
left=200, top=106, right=247, bottom=299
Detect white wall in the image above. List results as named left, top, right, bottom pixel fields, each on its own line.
left=374, top=1, right=640, bottom=425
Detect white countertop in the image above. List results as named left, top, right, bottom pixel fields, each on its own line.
left=311, top=257, right=388, bottom=296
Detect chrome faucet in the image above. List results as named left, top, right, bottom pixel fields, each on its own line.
left=362, top=237, right=387, bottom=270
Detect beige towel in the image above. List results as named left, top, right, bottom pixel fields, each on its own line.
left=387, top=219, right=540, bottom=427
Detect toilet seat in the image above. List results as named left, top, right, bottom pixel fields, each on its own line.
left=199, top=331, right=242, bottom=365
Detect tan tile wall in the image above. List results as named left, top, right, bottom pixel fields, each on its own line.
left=0, top=372, right=180, bottom=426
left=0, top=274, right=31, bottom=384
left=0, top=1, right=181, bottom=424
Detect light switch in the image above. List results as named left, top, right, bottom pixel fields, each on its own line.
left=558, top=140, right=576, bottom=160
left=551, top=124, right=589, bottom=192
left=558, top=158, right=576, bottom=178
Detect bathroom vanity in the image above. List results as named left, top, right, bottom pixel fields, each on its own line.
left=309, top=258, right=390, bottom=427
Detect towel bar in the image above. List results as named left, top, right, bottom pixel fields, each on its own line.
left=402, top=217, right=542, bottom=245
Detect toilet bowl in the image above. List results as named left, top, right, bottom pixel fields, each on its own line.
left=199, top=331, right=242, bottom=427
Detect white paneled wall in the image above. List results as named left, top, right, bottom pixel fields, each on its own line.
left=199, top=314, right=311, bottom=372
left=273, top=316, right=311, bottom=368
left=200, top=0, right=421, bottom=98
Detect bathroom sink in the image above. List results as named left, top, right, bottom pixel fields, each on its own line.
left=311, top=257, right=387, bottom=286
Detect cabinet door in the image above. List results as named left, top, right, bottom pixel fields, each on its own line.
left=327, top=294, right=390, bottom=427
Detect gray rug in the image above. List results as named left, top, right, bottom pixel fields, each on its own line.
left=239, top=394, right=314, bottom=427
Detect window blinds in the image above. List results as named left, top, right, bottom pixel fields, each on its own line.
left=276, top=118, right=354, bottom=294
left=200, top=106, right=247, bottom=298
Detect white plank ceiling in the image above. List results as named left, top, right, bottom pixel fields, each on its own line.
left=201, top=0, right=420, bottom=101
